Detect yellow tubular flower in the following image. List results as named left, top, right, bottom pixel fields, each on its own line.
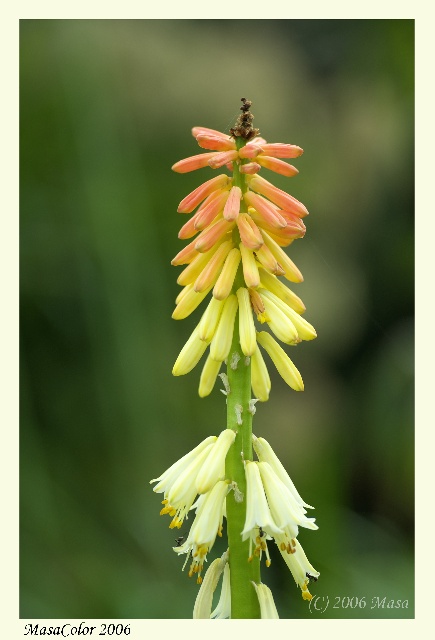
left=193, top=550, right=229, bottom=619
left=210, top=294, right=238, bottom=362
left=256, top=331, right=304, bottom=391
left=262, top=232, right=304, bottom=283
left=198, top=355, right=222, bottom=397
left=251, top=582, right=280, bottom=619
left=177, top=243, right=222, bottom=286
left=276, top=537, right=320, bottom=601
left=258, top=268, right=306, bottom=314
left=236, top=287, right=257, bottom=356
left=260, top=289, right=317, bottom=341
left=260, top=293, right=299, bottom=345
left=211, top=561, right=231, bottom=619
left=239, top=243, right=260, bottom=289
left=251, top=345, right=271, bottom=402
left=172, top=284, right=213, bottom=320
left=194, top=240, right=234, bottom=293
left=213, top=247, right=242, bottom=300
left=172, top=326, right=209, bottom=376
left=195, top=428, right=236, bottom=494
left=198, top=297, right=225, bottom=342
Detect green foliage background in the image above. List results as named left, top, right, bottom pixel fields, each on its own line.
left=20, top=19, right=414, bottom=619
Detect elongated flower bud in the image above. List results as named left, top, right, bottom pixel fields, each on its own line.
left=251, top=582, right=280, bottom=619
left=239, top=162, right=261, bottom=175
left=251, top=345, right=271, bottom=402
left=211, top=561, right=231, bottom=619
left=171, top=241, right=199, bottom=266
left=237, top=213, right=264, bottom=250
left=210, top=294, right=238, bottom=362
left=238, top=143, right=264, bottom=159
left=177, top=244, right=222, bottom=286
left=240, top=243, right=260, bottom=289
left=192, top=126, right=230, bottom=140
left=260, top=292, right=299, bottom=344
left=249, top=208, right=306, bottom=243
left=258, top=143, right=303, bottom=158
left=196, top=135, right=236, bottom=151
left=255, top=242, right=285, bottom=275
left=237, top=287, right=257, bottom=356
left=172, top=326, right=209, bottom=376
left=208, top=150, right=239, bottom=169
left=260, top=289, right=317, bottom=341
left=198, top=297, right=225, bottom=342
left=259, top=268, right=306, bottom=314
left=193, top=550, right=229, bottom=619
left=172, top=152, right=218, bottom=173
left=257, top=155, right=299, bottom=177
left=198, top=355, right=222, bottom=397
left=178, top=174, right=230, bottom=213
left=213, top=247, right=241, bottom=300
left=262, top=232, right=304, bottom=282
left=172, top=284, right=213, bottom=320
left=250, top=175, right=309, bottom=217
left=194, top=190, right=230, bottom=230
left=222, top=186, right=242, bottom=221
left=195, top=218, right=234, bottom=253
left=194, top=240, right=233, bottom=293
left=256, top=331, right=304, bottom=391
left=244, top=191, right=288, bottom=229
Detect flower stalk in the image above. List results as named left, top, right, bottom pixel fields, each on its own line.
left=150, top=98, right=320, bottom=619
left=225, top=304, right=261, bottom=618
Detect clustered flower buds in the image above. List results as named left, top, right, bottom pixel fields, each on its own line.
left=171, top=122, right=316, bottom=400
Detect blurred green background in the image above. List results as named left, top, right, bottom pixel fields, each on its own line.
left=20, top=19, right=414, bottom=619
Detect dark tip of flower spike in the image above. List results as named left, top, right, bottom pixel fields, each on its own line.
left=230, top=98, right=260, bottom=141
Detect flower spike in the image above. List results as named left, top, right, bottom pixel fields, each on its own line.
left=152, top=98, right=319, bottom=619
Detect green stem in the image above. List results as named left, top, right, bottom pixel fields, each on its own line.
left=224, top=135, right=261, bottom=619
left=225, top=315, right=261, bottom=619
